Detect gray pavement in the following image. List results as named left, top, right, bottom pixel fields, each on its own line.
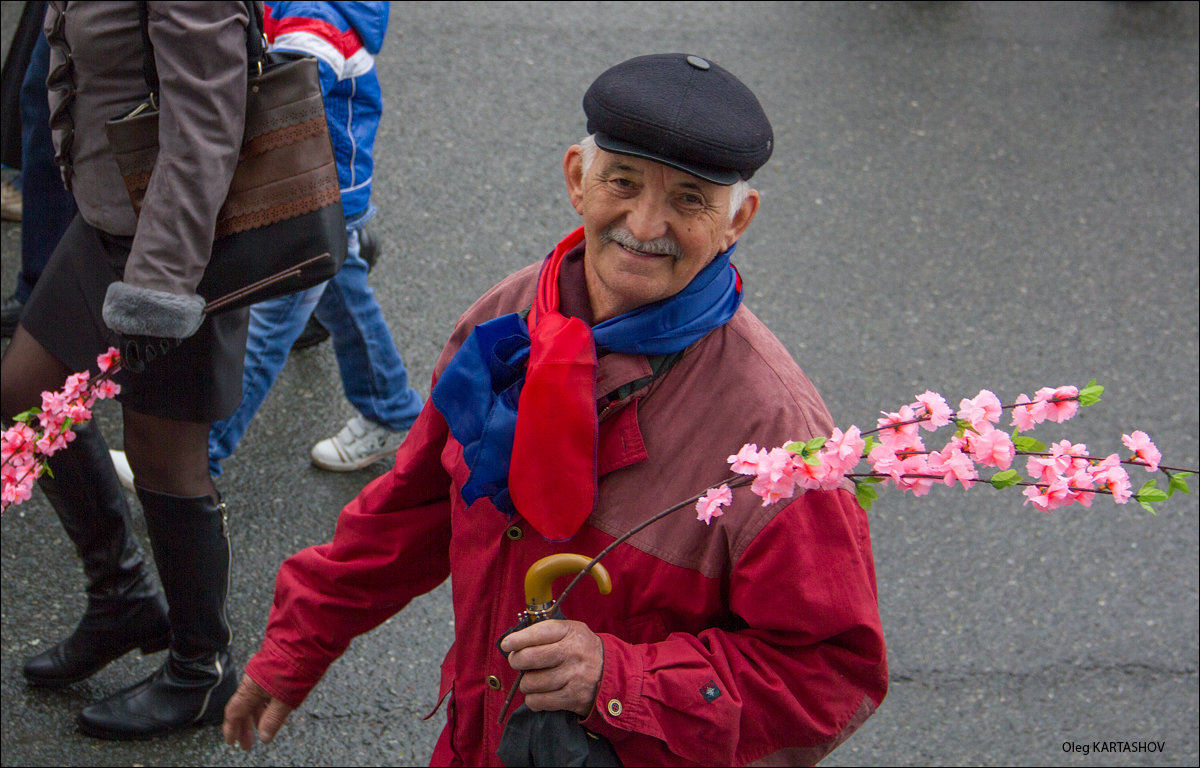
left=2, top=2, right=1197, bottom=765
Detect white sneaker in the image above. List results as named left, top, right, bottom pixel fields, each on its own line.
left=109, top=449, right=136, bottom=492
left=310, top=415, right=405, bottom=472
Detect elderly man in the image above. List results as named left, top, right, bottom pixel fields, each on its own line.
left=224, top=53, right=888, bottom=766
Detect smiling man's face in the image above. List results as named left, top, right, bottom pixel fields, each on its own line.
left=564, top=146, right=758, bottom=323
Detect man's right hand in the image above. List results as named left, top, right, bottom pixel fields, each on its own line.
left=223, top=673, right=294, bottom=750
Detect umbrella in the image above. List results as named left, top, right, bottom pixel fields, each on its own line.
left=496, top=554, right=622, bottom=767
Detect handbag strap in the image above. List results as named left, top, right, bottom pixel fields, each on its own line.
left=135, top=1, right=266, bottom=104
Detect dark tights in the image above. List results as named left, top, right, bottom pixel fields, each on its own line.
left=2, top=326, right=216, bottom=500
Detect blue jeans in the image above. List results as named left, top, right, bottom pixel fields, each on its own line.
left=16, top=31, right=77, bottom=302
left=207, top=227, right=424, bottom=476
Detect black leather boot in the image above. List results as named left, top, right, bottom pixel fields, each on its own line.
left=22, top=422, right=169, bottom=686
left=76, top=488, right=238, bottom=740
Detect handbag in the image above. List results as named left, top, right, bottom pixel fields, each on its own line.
left=105, top=0, right=347, bottom=315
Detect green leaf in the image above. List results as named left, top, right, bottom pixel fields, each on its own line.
left=1139, top=499, right=1159, bottom=516
left=12, top=408, right=38, bottom=423
left=1167, top=472, right=1192, bottom=498
left=861, top=436, right=879, bottom=457
left=802, top=453, right=822, bottom=466
left=989, top=469, right=1021, bottom=489
left=1137, top=479, right=1168, bottom=504
left=861, top=475, right=886, bottom=484
left=783, top=441, right=805, bottom=455
left=805, top=436, right=827, bottom=454
left=1013, top=436, right=1047, bottom=453
left=854, top=480, right=878, bottom=511
left=1078, top=379, right=1104, bottom=407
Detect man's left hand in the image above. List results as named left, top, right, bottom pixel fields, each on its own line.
left=501, top=619, right=603, bottom=717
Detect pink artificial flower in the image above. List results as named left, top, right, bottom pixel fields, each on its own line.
left=821, top=426, right=865, bottom=478
left=750, top=472, right=795, bottom=507
left=1023, top=476, right=1074, bottom=512
left=958, top=390, right=1003, bottom=431
left=1, top=423, right=38, bottom=464
left=968, top=424, right=1015, bottom=470
left=1066, top=468, right=1096, bottom=508
left=747, top=447, right=802, bottom=506
left=1, top=474, right=35, bottom=509
left=1121, top=430, right=1161, bottom=472
left=1049, top=440, right=1091, bottom=475
left=728, top=444, right=766, bottom=476
left=894, top=453, right=936, bottom=496
left=1025, top=454, right=1061, bottom=485
left=1010, top=393, right=1044, bottom=432
left=36, top=429, right=75, bottom=457
left=65, top=402, right=93, bottom=422
left=876, top=405, right=922, bottom=448
left=37, top=391, right=70, bottom=434
left=1034, top=385, right=1080, bottom=424
left=762, top=447, right=795, bottom=484
left=92, top=379, right=121, bottom=400
left=792, top=455, right=833, bottom=492
left=97, top=347, right=120, bottom=373
left=867, top=443, right=904, bottom=485
left=911, top=390, right=953, bottom=432
left=61, top=371, right=91, bottom=401
left=1089, top=454, right=1133, bottom=503
left=1107, top=474, right=1133, bottom=504
left=695, top=484, right=733, bottom=525
left=928, top=446, right=978, bottom=489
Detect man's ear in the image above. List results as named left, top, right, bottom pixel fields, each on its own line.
left=721, top=189, right=760, bottom=251
left=564, top=146, right=586, bottom=215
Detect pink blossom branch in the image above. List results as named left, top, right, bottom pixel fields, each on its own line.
left=859, top=394, right=1082, bottom=437
left=2, top=350, right=123, bottom=513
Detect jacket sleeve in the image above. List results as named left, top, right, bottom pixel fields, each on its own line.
left=580, top=488, right=888, bottom=766
left=119, top=2, right=247, bottom=303
left=243, top=397, right=455, bottom=709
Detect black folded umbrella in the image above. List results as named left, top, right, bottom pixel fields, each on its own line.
left=497, top=704, right=623, bottom=767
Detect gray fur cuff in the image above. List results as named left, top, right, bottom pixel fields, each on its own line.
left=102, top=282, right=206, bottom=339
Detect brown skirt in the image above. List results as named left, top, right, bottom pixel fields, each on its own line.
left=20, top=215, right=249, bottom=423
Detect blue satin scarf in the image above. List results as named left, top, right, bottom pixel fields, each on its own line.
left=431, top=226, right=742, bottom=538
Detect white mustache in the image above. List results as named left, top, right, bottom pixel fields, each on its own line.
left=600, top=227, right=684, bottom=260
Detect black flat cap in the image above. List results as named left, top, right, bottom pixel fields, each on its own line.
left=583, top=53, right=773, bottom=185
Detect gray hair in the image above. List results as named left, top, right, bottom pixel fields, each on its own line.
left=578, top=135, right=752, bottom=223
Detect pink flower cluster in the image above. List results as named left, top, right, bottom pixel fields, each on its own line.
left=1, top=349, right=121, bottom=513
left=1011, top=386, right=1080, bottom=431
left=1013, top=430, right=1157, bottom=512
left=867, top=390, right=1017, bottom=497
left=726, top=424, right=867, bottom=506
left=695, top=384, right=1183, bottom=523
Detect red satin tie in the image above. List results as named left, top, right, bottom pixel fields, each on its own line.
left=508, top=227, right=599, bottom=541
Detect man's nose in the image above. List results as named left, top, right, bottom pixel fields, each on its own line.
left=623, top=195, right=670, bottom=243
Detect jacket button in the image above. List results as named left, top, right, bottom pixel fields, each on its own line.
left=504, top=525, right=523, bottom=541
left=606, top=698, right=622, bottom=716
left=486, top=675, right=502, bottom=690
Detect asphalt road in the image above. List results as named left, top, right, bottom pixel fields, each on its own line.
left=2, top=2, right=1197, bottom=766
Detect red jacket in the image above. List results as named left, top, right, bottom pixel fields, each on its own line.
left=244, top=242, right=888, bottom=766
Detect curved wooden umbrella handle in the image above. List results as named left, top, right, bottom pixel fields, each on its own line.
left=524, top=553, right=612, bottom=614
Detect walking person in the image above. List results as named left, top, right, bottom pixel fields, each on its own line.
left=109, top=1, right=422, bottom=485
left=1, top=2, right=254, bottom=739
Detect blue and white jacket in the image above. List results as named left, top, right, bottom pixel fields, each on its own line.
left=264, top=1, right=389, bottom=225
